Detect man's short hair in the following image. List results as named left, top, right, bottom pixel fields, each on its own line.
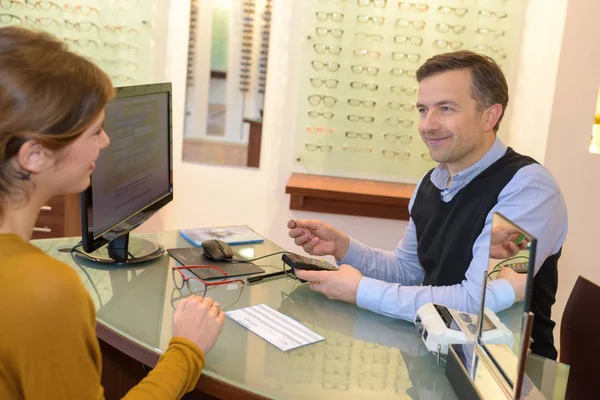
left=416, top=51, right=508, bottom=133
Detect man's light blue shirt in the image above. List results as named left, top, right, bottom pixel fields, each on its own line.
left=340, top=137, right=568, bottom=321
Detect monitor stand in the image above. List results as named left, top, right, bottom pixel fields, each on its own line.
left=75, top=234, right=165, bottom=265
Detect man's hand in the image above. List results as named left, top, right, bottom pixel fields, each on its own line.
left=287, top=219, right=350, bottom=261
left=489, top=224, right=529, bottom=259
left=293, top=264, right=362, bottom=304
left=497, top=267, right=527, bottom=302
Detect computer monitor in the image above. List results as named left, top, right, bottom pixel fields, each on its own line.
left=78, top=83, right=173, bottom=265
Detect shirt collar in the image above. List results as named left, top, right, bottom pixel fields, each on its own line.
left=430, top=137, right=508, bottom=190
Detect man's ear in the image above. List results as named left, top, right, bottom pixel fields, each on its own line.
left=16, top=141, right=54, bottom=175
left=483, top=104, right=503, bottom=132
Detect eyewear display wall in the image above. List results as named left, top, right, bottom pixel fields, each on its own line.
left=0, top=0, right=165, bottom=86
left=294, top=0, right=526, bottom=183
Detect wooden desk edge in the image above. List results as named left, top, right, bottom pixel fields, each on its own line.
left=96, top=323, right=269, bottom=399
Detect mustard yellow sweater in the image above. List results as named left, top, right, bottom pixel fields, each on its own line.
left=0, top=234, right=205, bottom=399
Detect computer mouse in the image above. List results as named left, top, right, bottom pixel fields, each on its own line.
left=202, top=239, right=234, bottom=261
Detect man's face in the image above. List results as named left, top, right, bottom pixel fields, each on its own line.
left=416, top=69, right=495, bottom=173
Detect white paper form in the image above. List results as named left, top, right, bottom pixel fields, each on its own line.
left=226, top=304, right=325, bottom=351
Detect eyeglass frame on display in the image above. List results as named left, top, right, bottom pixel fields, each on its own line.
left=351, top=64, right=379, bottom=75
left=347, top=114, right=375, bottom=123
left=305, top=143, right=333, bottom=152
left=350, top=81, right=379, bottom=91
left=387, top=101, right=415, bottom=111
left=391, top=52, right=421, bottom=62
left=382, top=149, right=411, bottom=160
left=311, top=60, right=341, bottom=71
left=308, top=94, right=338, bottom=107
left=345, top=131, right=373, bottom=139
left=394, top=18, right=425, bottom=30
left=397, top=1, right=429, bottom=12
left=394, top=35, right=424, bottom=45
left=348, top=99, right=376, bottom=108
left=310, top=78, right=339, bottom=88
left=383, top=133, right=412, bottom=144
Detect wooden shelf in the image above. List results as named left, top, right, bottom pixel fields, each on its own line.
left=285, top=173, right=416, bottom=220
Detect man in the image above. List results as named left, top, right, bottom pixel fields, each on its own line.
left=288, top=51, right=567, bottom=360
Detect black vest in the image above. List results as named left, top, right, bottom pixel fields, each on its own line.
left=411, top=147, right=560, bottom=360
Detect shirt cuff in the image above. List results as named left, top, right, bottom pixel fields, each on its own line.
left=338, top=237, right=364, bottom=265
left=356, top=276, right=386, bottom=314
left=488, top=278, right=516, bottom=311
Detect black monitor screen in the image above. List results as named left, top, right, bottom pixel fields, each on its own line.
left=81, top=83, right=173, bottom=257
left=92, top=92, right=170, bottom=236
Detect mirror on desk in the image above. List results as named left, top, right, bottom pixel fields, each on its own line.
left=481, top=212, right=537, bottom=395
left=182, top=0, right=272, bottom=168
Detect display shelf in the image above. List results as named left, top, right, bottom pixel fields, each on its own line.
left=285, top=173, right=415, bottom=220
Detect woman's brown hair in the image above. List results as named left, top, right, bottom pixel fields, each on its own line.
left=0, top=27, right=113, bottom=217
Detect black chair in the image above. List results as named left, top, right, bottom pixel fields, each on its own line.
left=559, top=276, right=600, bottom=399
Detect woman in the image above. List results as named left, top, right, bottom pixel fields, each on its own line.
left=0, top=27, right=224, bottom=399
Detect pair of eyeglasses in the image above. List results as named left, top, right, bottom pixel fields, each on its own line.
left=354, top=32, right=383, bottom=41
left=433, top=39, right=463, bottom=50
left=392, top=52, right=421, bottom=62
left=397, top=2, right=428, bottom=12
left=343, top=146, right=372, bottom=153
left=436, top=23, right=466, bottom=34
left=347, top=115, right=375, bottom=123
left=305, top=143, right=333, bottom=152
left=476, top=27, right=506, bottom=37
left=172, top=266, right=245, bottom=292
left=351, top=65, right=379, bottom=75
left=394, top=35, right=423, bottom=45
left=0, top=0, right=23, bottom=9
left=316, top=11, right=344, bottom=22
left=314, top=44, right=342, bottom=55
left=306, top=126, right=335, bottom=134
left=358, top=0, right=387, bottom=7
left=438, top=5, right=468, bottom=17
left=311, top=60, right=340, bottom=71
left=345, top=131, right=373, bottom=139
left=308, top=110, right=335, bottom=119
left=473, top=44, right=504, bottom=53
left=354, top=49, right=381, bottom=58
left=311, top=78, right=339, bottom=88
left=64, top=3, right=100, bottom=15
left=105, top=25, right=139, bottom=35
left=384, top=133, right=412, bottom=143
left=382, top=149, right=410, bottom=160
left=316, top=27, right=344, bottom=38
left=388, top=101, right=415, bottom=111
left=390, top=85, right=417, bottom=95
left=104, top=42, right=138, bottom=51
left=26, top=0, right=60, bottom=10
left=65, top=20, right=100, bottom=32
left=478, top=9, right=508, bottom=20
left=357, top=15, right=385, bottom=25
left=25, top=16, right=58, bottom=26
left=385, top=118, right=413, bottom=127
left=0, top=13, right=22, bottom=23
left=391, top=68, right=417, bottom=77
left=308, top=95, right=338, bottom=107
left=348, top=99, right=376, bottom=108
left=395, top=18, right=425, bottom=30
left=350, top=81, right=378, bottom=91
left=64, top=37, right=99, bottom=47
